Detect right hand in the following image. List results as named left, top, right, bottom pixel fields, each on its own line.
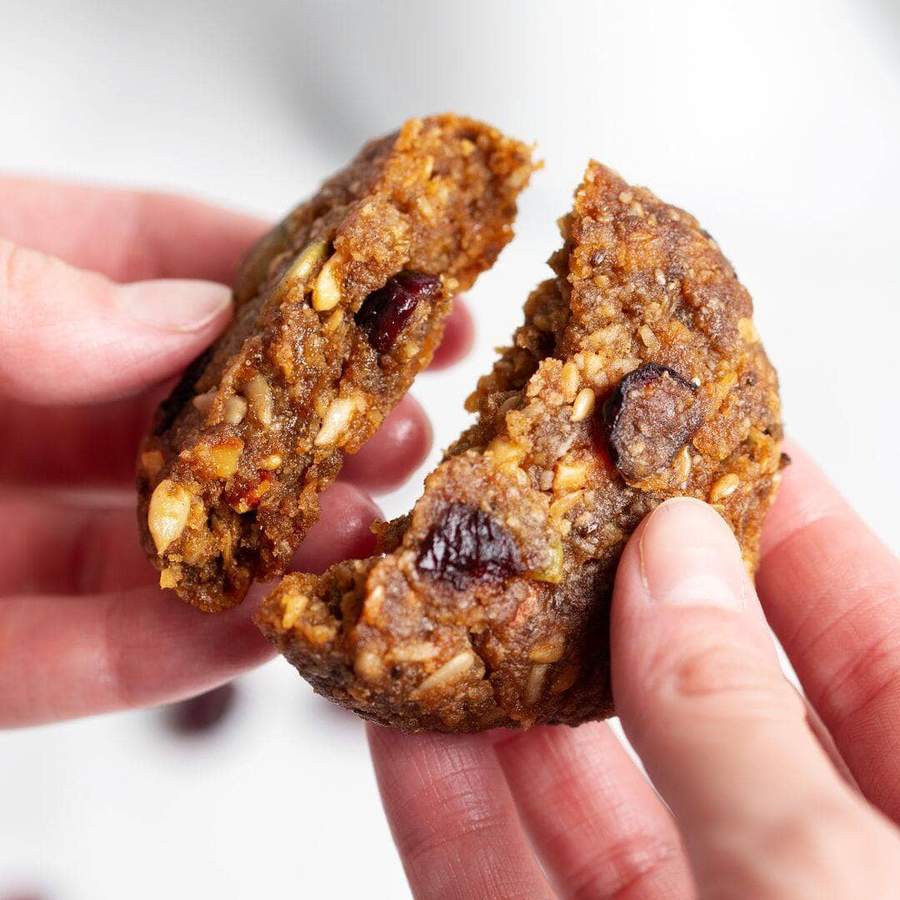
left=369, top=446, right=900, bottom=898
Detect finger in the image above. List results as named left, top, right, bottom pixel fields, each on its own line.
left=0, top=481, right=378, bottom=597
left=290, top=482, right=380, bottom=574
left=495, top=722, right=694, bottom=899
left=0, top=176, right=267, bottom=283
left=757, top=444, right=900, bottom=820
left=0, top=239, right=233, bottom=404
left=0, top=490, right=149, bottom=596
left=428, top=297, right=475, bottom=370
left=611, top=498, right=897, bottom=895
left=340, top=395, right=432, bottom=493
left=0, top=388, right=164, bottom=486
left=0, top=587, right=270, bottom=728
left=0, top=482, right=380, bottom=727
left=367, top=727, right=552, bottom=900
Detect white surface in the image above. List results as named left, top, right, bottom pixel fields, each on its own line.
left=1, top=1, right=899, bottom=898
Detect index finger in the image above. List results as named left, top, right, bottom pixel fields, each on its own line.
left=0, top=176, right=267, bottom=283
left=757, top=443, right=900, bottom=822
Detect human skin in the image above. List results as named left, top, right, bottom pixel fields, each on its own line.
left=2, top=178, right=900, bottom=897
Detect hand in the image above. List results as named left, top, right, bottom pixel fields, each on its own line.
left=368, top=446, right=900, bottom=898
left=0, top=176, right=473, bottom=727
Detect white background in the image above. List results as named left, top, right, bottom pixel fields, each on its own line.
left=1, top=1, right=899, bottom=897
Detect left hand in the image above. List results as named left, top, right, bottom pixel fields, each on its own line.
left=0, top=176, right=472, bottom=727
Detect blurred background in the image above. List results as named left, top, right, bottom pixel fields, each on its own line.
left=1, top=0, right=898, bottom=897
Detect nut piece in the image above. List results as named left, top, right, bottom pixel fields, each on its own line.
left=223, top=395, right=248, bottom=425
left=412, top=650, right=476, bottom=697
left=554, top=459, right=588, bottom=493
left=312, top=254, right=342, bottom=311
left=159, top=567, right=179, bottom=589
left=560, top=361, right=580, bottom=400
left=571, top=387, right=596, bottom=422
left=529, top=636, right=565, bottom=664
left=243, top=375, right=273, bottom=427
left=709, top=473, right=740, bottom=503
left=354, top=650, right=385, bottom=682
left=148, top=479, right=192, bottom=554
left=210, top=438, right=243, bottom=479
left=282, top=240, right=328, bottom=290
left=530, top=538, right=564, bottom=584
left=672, top=445, right=692, bottom=486
left=324, top=308, right=344, bottom=333
left=488, top=438, right=526, bottom=470
left=259, top=453, right=283, bottom=471
left=280, top=592, right=309, bottom=630
left=638, top=324, right=660, bottom=351
left=192, top=390, right=216, bottom=415
left=525, top=664, right=549, bottom=705
left=314, top=396, right=357, bottom=447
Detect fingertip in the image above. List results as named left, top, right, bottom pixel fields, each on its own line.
left=428, top=297, right=475, bottom=370
left=0, top=240, right=234, bottom=404
left=291, top=481, right=381, bottom=574
left=611, top=497, right=775, bottom=728
left=342, top=395, right=432, bottom=493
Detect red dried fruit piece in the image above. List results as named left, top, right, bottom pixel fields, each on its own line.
left=355, top=271, right=441, bottom=354
left=603, top=363, right=701, bottom=482
left=417, top=502, right=524, bottom=590
left=164, top=683, right=238, bottom=736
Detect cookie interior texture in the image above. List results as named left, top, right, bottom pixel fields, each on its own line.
left=258, top=161, right=784, bottom=733
left=137, top=115, right=534, bottom=612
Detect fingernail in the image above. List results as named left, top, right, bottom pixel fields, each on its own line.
left=638, top=498, right=748, bottom=610
left=120, top=280, right=232, bottom=333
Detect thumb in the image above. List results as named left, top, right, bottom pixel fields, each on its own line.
left=611, top=497, right=898, bottom=896
left=0, top=239, right=232, bottom=404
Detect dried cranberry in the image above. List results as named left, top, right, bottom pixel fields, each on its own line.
left=417, top=503, right=523, bottom=590
left=603, top=363, right=701, bottom=482
left=355, top=271, right=441, bottom=354
left=164, top=683, right=237, bottom=736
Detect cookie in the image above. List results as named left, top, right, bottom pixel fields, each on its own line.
left=137, top=115, right=534, bottom=612
left=257, top=162, right=784, bottom=732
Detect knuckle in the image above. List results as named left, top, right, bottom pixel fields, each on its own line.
left=644, top=627, right=800, bottom=722
left=391, top=769, right=505, bottom=862
left=567, top=832, right=682, bottom=900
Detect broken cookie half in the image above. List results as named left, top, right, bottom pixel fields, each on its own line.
left=257, top=161, right=784, bottom=733
left=137, top=114, right=535, bottom=612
